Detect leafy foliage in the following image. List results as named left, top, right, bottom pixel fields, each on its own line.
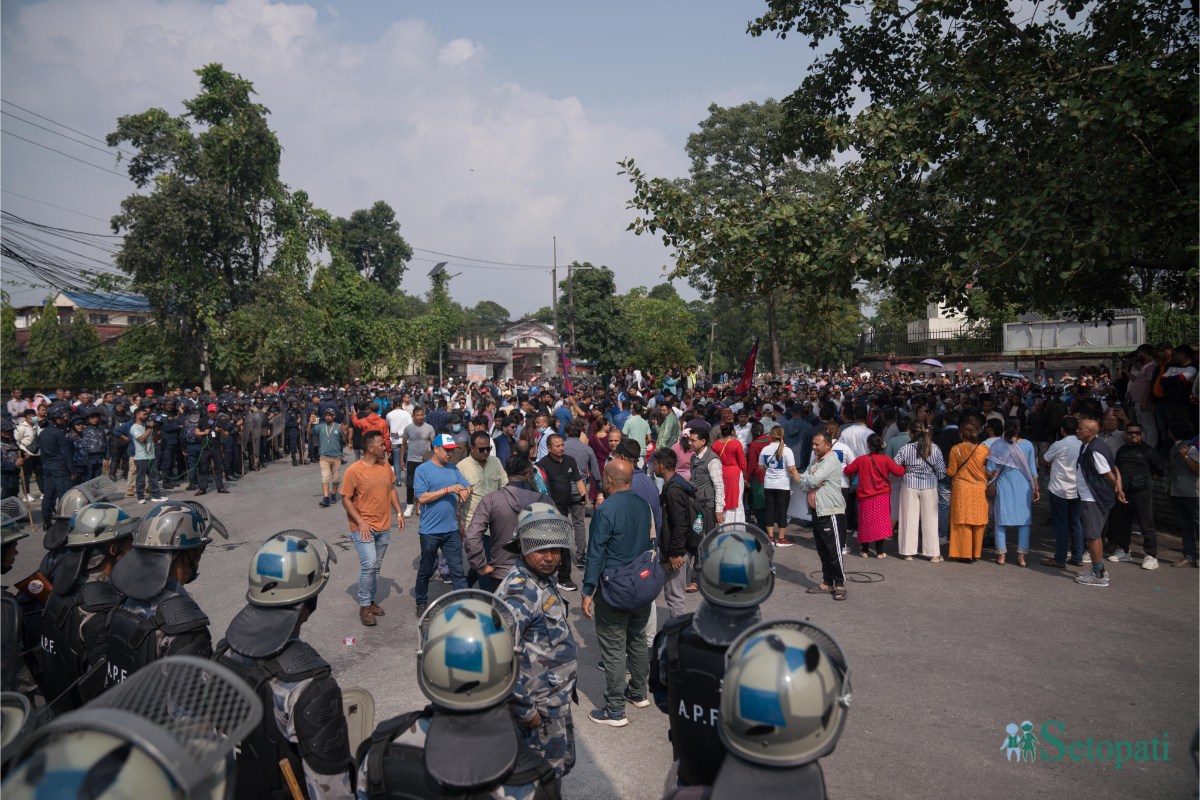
left=746, top=0, right=1198, bottom=317
left=333, top=200, right=414, bottom=293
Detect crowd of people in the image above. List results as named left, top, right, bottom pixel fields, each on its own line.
left=0, top=341, right=1197, bottom=797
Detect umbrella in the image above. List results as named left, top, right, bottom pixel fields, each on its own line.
left=920, top=358, right=944, bottom=368
left=895, top=364, right=918, bottom=373
left=999, top=371, right=1026, bottom=379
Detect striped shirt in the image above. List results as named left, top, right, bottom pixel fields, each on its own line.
left=894, top=442, right=946, bottom=490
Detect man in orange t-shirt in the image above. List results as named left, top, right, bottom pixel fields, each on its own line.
left=350, top=401, right=391, bottom=461
left=342, top=430, right=404, bottom=626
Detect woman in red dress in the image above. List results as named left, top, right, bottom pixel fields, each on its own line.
left=844, top=433, right=905, bottom=558
left=712, top=421, right=748, bottom=523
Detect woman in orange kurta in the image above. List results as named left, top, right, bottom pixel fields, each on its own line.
left=946, top=422, right=990, bottom=561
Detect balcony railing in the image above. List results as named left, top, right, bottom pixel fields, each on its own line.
left=856, top=323, right=1003, bottom=361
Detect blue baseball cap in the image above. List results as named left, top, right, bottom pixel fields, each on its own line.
left=433, top=433, right=458, bottom=449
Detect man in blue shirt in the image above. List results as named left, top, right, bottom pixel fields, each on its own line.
left=413, top=434, right=471, bottom=617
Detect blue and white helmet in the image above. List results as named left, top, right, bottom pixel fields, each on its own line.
left=719, top=619, right=851, bottom=767
left=697, top=523, right=774, bottom=609
left=417, top=590, right=518, bottom=711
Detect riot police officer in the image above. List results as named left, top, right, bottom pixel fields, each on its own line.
left=182, top=405, right=202, bottom=490
left=215, top=530, right=353, bottom=799
left=3, top=655, right=261, bottom=800
left=650, top=522, right=775, bottom=789
left=1, top=525, right=29, bottom=692
left=79, top=410, right=109, bottom=484
left=218, top=406, right=239, bottom=481
left=698, top=619, right=851, bottom=800
left=1, top=418, right=22, bottom=501
left=106, top=399, right=132, bottom=482
left=36, top=502, right=134, bottom=711
left=103, top=501, right=222, bottom=687
left=37, top=404, right=74, bottom=531
left=285, top=401, right=304, bottom=466
left=194, top=404, right=227, bottom=495
left=356, top=589, right=561, bottom=799
left=498, top=503, right=579, bottom=789
left=159, top=400, right=183, bottom=489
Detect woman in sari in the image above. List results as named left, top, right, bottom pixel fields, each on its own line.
left=946, top=422, right=990, bottom=562
left=986, top=419, right=1039, bottom=566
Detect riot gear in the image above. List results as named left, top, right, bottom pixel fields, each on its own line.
left=358, top=590, right=559, bottom=800
left=2, top=656, right=261, bottom=800
left=650, top=524, right=776, bottom=789
left=216, top=531, right=353, bottom=799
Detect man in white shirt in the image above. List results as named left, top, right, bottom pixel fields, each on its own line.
left=733, top=408, right=753, bottom=453
left=1040, top=416, right=1084, bottom=567
left=386, top=402, right=413, bottom=485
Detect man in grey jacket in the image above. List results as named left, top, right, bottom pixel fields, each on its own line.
left=796, top=432, right=848, bottom=600
left=464, top=452, right=546, bottom=590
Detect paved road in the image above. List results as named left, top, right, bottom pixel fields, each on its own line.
left=10, top=461, right=1198, bottom=799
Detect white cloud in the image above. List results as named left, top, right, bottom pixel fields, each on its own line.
left=437, top=37, right=481, bottom=68
left=0, top=0, right=686, bottom=315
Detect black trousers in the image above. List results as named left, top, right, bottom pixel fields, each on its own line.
left=1105, top=487, right=1157, bottom=557
left=842, top=488, right=859, bottom=532
left=160, top=439, right=180, bottom=486
left=197, top=446, right=224, bottom=491
left=288, top=430, right=302, bottom=463
left=406, top=461, right=420, bottom=505
left=812, top=512, right=847, bottom=586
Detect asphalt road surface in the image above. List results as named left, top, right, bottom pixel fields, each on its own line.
left=10, top=461, right=1198, bottom=799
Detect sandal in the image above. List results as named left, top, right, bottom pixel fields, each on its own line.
left=996, top=555, right=1006, bottom=566
left=685, top=582, right=698, bottom=593
left=805, top=585, right=831, bottom=594
left=860, top=552, right=870, bottom=558
left=1017, top=555, right=1027, bottom=567
left=832, top=586, right=847, bottom=601
left=876, top=552, right=887, bottom=559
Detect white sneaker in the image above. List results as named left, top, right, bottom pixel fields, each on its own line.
left=151, top=496, right=167, bottom=502
left=841, top=545, right=849, bottom=555
left=403, top=507, right=414, bottom=518
left=24, top=495, right=33, bottom=503
left=1107, top=548, right=1132, bottom=563
left=1081, top=552, right=1092, bottom=564
left=1140, top=555, right=1159, bottom=570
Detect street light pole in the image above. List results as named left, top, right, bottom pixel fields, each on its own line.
left=552, top=237, right=558, bottom=333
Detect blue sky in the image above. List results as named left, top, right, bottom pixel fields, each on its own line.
left=1, top=0, right=819, bottom=315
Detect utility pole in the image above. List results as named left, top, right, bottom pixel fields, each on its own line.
left=568, top=258, right=575, bottom=354
left=551, top=237, right=559, bottom=334
left=708, top=319, right=716, bottom=378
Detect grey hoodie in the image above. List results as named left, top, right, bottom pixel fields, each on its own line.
left=463, top=481, right=546, bottom=579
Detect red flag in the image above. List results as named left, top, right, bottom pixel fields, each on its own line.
left=734, top=339, right=758, bottom=395
left=560, top=341, right=574, bottom=394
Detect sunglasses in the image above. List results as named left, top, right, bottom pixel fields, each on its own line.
left=476, top=445, right=492, bottom=452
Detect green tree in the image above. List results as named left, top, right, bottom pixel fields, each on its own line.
left=24, top=303, right=66, bottom=387
left=618, top=288, right=696, bottom=372
left=1, top=296, right=23, bottom=387
left=333, top=200, right=413, bottom=293
left=747, top=0, right=1198, bottom=317
left=469, top=300, right=511, bottom=335
left=621, top=100, right=846, bottom=375
left=61, top=312, right=103, bottom=387
left=555, top=264, right=626, bottom=371
left=108, top=64, right=329, bottom=390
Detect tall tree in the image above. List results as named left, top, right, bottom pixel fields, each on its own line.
left=748, top=0, right=1198, bottom=317
left=61, top=312, right=103, bottom=388
left=333, top=200, right=413, bottom=293
left=618, top=288, right=696, bottom=373
left=621, top=101, right=845, bottom=374
left=554, top=264, right=626, bottom=371
left=108, top=64, right=328, bottom=390
left=24, top=303, right=66, bottom=387
left=1, top=295, right=23, bottom=386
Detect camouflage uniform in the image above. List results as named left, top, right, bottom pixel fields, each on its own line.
left=225, top=649, right=354, bottom=800
left=354, top=714, right=540, bottom=800
left=497, top=560, right=578, bottom=780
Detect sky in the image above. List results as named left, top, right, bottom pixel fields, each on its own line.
left=0, top=0, right=820, bottom=318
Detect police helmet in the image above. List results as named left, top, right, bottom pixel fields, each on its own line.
left=246, top=530, right=336, bottom=606
left=696, top=523, right=775, bottom=609
left=55, top=485, right=100, bottom=521
left=47, top=402, right=71, bottom=420
left=417, top=589, right=519, bottom=712
left=67, top=502, right=136, bottom=548
left=503, top=502, right=573, bottom=556
left=0, top=418, right=13, bottom=433
left=133, top=502, right=211, bottom=551
left=0, top=693, right=34, bottom=775
left=2, top=657, right=260, bottom=800
left=718, top=619, right=851, bottom=767
left=1, top=525, right=28, bottom=548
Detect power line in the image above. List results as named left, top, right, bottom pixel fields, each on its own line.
left=411, top=247, right=550, bottom=270
left=0, top=190, right=111, bottom=224
left=1, top=99, right=137, bottom=158
left=1, top=109, right=124, bottom=160
left=1, top=130, right=129, bottom=179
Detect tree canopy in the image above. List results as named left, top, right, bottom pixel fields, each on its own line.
left=746, top=0, right=1198, bottom=316
left=333, top=200, right=413, bottom=293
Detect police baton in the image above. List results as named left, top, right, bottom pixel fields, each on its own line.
left=17, top=465, right=35, bottom=528
left=279, top=758, right=304, bottom=800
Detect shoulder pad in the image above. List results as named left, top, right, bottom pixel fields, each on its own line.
left=79, top=581, right=123, bottom=612
left=155, top=594, right=210, bottom=635
left=273, top=640, right=330, bottom=681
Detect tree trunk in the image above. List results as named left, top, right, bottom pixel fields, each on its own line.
left=766, top=291, right=782, bottom=376
left=199, top=332, right=213, bottom=392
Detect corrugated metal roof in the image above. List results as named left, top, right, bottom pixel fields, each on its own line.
left=60, top=290, right=151, bottom=313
